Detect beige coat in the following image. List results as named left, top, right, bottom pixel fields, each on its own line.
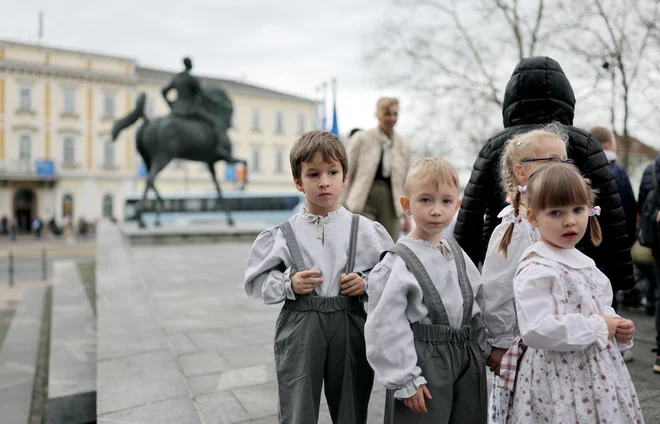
left=341, top=127, right=411, bottom=218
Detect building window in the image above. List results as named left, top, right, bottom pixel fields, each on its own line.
left=63, top=137, right=75, bottom=165
left=252, top=109, right=261, bottom=132
left=298, top=114, right=306, bottom=134
left=19, top=135, right=31, bottom=160
left=230, top=106, right=237, bottom=129
left=275, top=149, right=285, bottom=174
left=145, top=97, right=156, bottom=118
left=102, top=194, right=113, bottom=218
left=62, top=194, right=74, bottom=218
left=103, top=93, right=116, bottom=118
left=251, top=147, right=262, bottom=172
left=275, top=111, right=284, bottom=134
left=19, top=86, right=32, bottom=111
left=104, top=139, right=115, bottom=165
left=63, top=87, right=76, bottom=114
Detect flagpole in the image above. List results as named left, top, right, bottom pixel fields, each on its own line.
left=331, top=78, right=339, bottom=136
left=38, top=11, right=43, bottom=45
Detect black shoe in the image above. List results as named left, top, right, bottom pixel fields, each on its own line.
left=654, top=356, right=660, bottom=374
left=646, top=305, right=657, bottom=316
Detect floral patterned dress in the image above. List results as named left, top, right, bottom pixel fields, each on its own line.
left=509, top=242, right=644, bottom=424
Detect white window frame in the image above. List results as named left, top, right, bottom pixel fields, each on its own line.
left=252, top=109, right=261, bottom=132
left=275, top=148, right=285, bottom=174
left=18, top=85, right=33, bottom=111
left=104, top=139, right=115, bottom=165
left=63, top=87, right=76, bottom=115
left=251, top=146, right=262, bottom=173
left=19, top=134, right=31, bottom=160
left=275, top=111, right=284, bottom=133
left=102, top=194, right=113, bottom=218
left=103, top=93, right=116, bottom=118
left=63, top=136, right=75, bottom=165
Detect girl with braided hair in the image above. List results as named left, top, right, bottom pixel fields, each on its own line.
left=480, top=123, right=571, bottom=423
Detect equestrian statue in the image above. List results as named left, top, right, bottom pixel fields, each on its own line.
left=111, top=57, right=248, bottom=228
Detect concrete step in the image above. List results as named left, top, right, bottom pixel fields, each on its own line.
left=47, top=260, right=96, bottom=424
left=0, top=285, right=47, bottom=423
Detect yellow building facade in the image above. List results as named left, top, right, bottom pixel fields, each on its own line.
left=0, top=39, right=317, bottom=230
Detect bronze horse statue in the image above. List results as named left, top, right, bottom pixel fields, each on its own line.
left=111, top=88, right=247, bottom=228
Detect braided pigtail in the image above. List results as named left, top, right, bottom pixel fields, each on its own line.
left=589, top=215, right=602, bottom=246
left=497, top=190, right=522, bottom=258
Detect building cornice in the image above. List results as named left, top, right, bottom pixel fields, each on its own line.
left=0, top=59, right=138, bottom=86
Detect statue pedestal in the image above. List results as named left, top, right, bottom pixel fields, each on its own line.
left=120, top=222, right=267, bottom=246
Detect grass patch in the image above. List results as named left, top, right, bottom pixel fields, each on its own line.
left=77, top=261, right=96, bottom=317
left=29, top=286, right=52, bottom=424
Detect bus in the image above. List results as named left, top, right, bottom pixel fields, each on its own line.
left=124, top=190, right=306, bottom=226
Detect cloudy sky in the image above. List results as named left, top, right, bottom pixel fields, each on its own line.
left=0, top=0, right=411, bottom=136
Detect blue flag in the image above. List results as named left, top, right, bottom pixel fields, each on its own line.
left=331, top=79, right=339, bottom=136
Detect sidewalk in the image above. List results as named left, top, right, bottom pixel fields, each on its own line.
left=0, top=236, right=96, bottom=258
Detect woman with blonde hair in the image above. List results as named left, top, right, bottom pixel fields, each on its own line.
left=341, top=97, right=411, bottom=240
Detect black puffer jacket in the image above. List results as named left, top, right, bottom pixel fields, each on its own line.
left=454, top=56, right=634, bottom=291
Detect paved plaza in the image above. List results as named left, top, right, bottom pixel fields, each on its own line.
left=117, top=241, right=659, bottom=423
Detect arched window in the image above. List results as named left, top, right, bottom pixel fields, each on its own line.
left=102, top=194, right=113, bottom=218
left=104, top=139, right=115, bottom=165
left=63, top=137, right=75, bottom=165
left=62, top=194, right=73, bottom=218
left=19, top=135, right=31, bottom=160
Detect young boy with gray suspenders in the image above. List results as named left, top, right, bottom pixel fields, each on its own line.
left=365, top=158, right=489, bottom=423
left=244, top=131, right=393, bottom=424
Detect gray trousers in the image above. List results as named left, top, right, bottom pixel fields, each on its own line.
left=274, top=295, right=373, bottom=424
left=384, top=324, right=488, bottom=424
left=362, top=180, right=400, bottom=242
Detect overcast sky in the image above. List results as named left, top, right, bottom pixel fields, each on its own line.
left=0, top=0, right=411, bottom=137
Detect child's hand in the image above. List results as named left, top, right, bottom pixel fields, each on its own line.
left=404, top=384, right=432, bottom=414
left=340, top=273, right=365, bottom=296
left=291, top=269, right=323, bottom=295
left=599, top=314, right=620, bottom=340
left=614, top=318, right=635, bottom=344
left=487, top=347, right=508, bottom=376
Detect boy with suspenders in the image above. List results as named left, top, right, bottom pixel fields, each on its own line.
left=365, top=157, right=489, bottom=423
left=244, top=131, right=394, bottom=424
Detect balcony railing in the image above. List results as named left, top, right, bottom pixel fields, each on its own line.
left=0, top=159, right=57, bottom=179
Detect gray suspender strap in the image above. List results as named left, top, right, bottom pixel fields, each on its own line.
left=445, top=236, right=474, bottom=327
left=387, top=243, right=450, bottom=326
left=344, top=214, right=360, bottom=275
left=278, top=221, right=307, bottom=274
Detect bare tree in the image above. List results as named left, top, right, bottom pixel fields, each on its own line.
left=363, top=0, right=567, bottom=159
left=562, top=0, right=660, bottom=169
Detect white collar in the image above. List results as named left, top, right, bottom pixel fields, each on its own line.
left=604, top=149, right=617, bottom=163
left=497, top=204, right=529, bottom=219
left=522, top=241, right=594, bottom=269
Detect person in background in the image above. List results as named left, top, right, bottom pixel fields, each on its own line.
left=455, top=56, right=635, bottom=295
left=342, top=97, right=411, bottom=241
left=637, top=156, right=660, bottom=373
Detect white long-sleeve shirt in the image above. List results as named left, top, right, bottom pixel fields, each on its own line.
left=482, top=205, right=539, bottom=348
left=244, top=207, right=393, bottom=304
left=513, top=241, right=632, bottom=352
left=365, top=237, right=485, bottom=399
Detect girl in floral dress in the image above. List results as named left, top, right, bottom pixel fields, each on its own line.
left=509, top=162, right=643, bottom=423
left=482, top=124, right=570, bottom=423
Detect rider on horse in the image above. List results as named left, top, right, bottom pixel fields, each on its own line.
left=161, top=57, right=232, bottom=153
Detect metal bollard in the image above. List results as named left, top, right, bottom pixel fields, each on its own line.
left=8, top=252, right=14, bottom=287
left=42, top=249, right=47, bottom=281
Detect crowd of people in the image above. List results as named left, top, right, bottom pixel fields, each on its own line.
left=243, top=55, right=657, bottom=424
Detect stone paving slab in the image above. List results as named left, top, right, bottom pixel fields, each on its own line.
left=127, top=240, right=660, bottom=424
left=47, top=260, right=97, bottom=424
left=96, top=224, right=201, bottom=422
left=0, top=284, right=46, bottom=424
